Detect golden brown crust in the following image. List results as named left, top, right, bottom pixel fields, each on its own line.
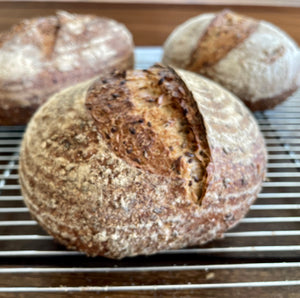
left=86, top=65, right=210, bottom=201
left=19, top=66, right=267, bottom=259
left=0, top=11, right=134, bottom=126
left=187, top=9, right=259, bottom=71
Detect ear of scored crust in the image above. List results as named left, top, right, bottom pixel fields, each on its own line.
left=175, top=68, right=267, bottom=228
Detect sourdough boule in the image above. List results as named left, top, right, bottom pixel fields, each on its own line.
left=19, top=64, right=267, bottom=259
left=0, top=11, right=134, bottom=125
left=163, top=9, right=300, bottom=111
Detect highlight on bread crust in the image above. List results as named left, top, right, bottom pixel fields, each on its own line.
left=163, top=9, right=300, bottom=111
left=19, top=64, right=267, bottom=259
left=0, top=10, right=134, bottom=125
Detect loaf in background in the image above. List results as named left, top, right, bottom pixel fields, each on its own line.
left=0, top=11, right=134, bottom=125
left=19, top=64, right=267, bottom=259
left=163, top=10, right=300, bottom=111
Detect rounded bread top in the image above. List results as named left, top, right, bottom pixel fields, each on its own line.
left=162, top=10, right=300, bottom=104
left=0, top=10, right=134, bottom=107
left=208, top=20, right=300, bottom=102
left=19, top=65, right=267, bottom=258
left=163, top=13, right=215, bottom=69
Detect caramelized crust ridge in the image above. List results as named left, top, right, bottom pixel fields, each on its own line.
left=188, top=9, right=259, bottom=71
left=86, top=64, right=210, bottom=203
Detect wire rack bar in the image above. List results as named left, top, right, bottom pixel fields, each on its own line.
left=1, top=281, right=300, bottom=292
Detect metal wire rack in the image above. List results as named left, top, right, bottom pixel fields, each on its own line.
left=0, top=47, right=299, bottom=297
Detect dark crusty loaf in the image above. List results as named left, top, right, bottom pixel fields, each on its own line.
left=19, top=64, right=267, bottom=259
left=0, top=11, right=134, bottom=125
left=163, top=10, right=300, bottom=111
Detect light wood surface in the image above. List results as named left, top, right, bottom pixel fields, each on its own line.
left=0, top=1, right=299, bottom=46
left=2, top=0, right=300, bottom=6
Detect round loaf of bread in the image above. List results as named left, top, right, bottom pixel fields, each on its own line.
left=0, top=11, right=134, bottom=125
left=162, top=10, right=300, bottom=111
left=19, top=64, right=267, bottom=259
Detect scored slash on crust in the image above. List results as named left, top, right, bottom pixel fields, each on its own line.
left=19, top=64, right=267, bottom=259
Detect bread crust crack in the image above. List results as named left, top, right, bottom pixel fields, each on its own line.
left=86, top=64, right=210, bottom=203
left=188, top=9, right=259, bottom=71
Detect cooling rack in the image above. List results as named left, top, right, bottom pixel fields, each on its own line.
left=0, top=47, right=299, bottom=297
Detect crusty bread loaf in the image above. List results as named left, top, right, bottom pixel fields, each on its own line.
left=0, top=11, right=134, bottom=125
left=163, top=10, right=300, bottom=111
left=19, top=64, right=267, bottom=259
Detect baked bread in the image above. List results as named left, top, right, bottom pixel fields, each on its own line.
left=0, top=11, right=134, bottom=125
left=162, top=10, right=300, bottom=111
left=19, top=64, right=267, bottom=259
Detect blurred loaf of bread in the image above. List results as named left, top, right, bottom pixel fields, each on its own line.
left=0, top=11, right=134, bottom=125
left=163, top=10, right=300, bottom=111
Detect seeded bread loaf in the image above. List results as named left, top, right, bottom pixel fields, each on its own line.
left=162, top=10, right=300, bottom=111
left=19, top=64, right=267, bottom=259
left=0, top=11, right=134, bottom=125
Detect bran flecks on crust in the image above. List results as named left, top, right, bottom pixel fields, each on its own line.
left=86, top=65, right=210, bottom=203
left=19, top=65, right=267, bottom=259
